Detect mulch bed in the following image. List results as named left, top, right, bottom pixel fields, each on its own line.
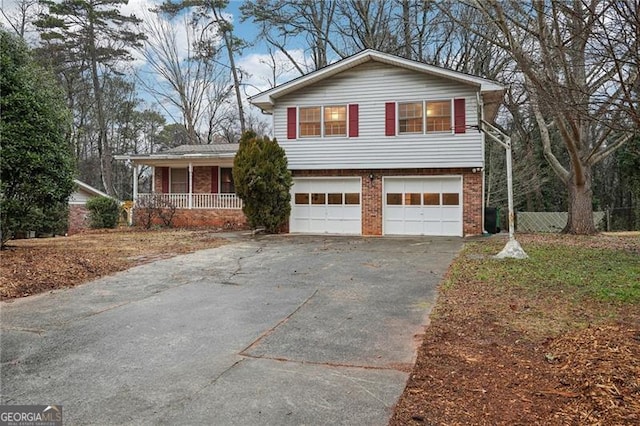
left=390, top=234, right=640, bottom=425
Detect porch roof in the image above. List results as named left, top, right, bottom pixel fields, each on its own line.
left=114, top=143, right=239, bottom=166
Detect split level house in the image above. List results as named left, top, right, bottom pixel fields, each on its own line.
left=118, top=49, right=504, bottom=236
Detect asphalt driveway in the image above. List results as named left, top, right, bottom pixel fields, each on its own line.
left=1, top=234, right=462, bottom=425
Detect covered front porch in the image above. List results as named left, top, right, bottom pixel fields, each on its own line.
left=136, top=192, right=242, bottom=210
left=115, top=144, right=246, bottom=228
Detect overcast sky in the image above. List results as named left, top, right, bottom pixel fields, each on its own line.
left=0, top=0, right=310, bottom=124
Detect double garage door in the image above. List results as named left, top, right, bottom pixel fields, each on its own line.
left=290, top=177, right=463, bottom=236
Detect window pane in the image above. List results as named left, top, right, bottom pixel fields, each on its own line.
left=387, top=193, right=402, bottom=205
left=171, top=168, right=187, bottom=193
left=442, top=193, right=459, bottom=205
left=295, top=193, right=309, bottom=204
left=345, top=193, right=360, bottom=205
left=220, top=167, right=235, bottom=193
left=423, top=193, right=440, bottom=205
left=299, top=107, right=321, bottom=137
left=327, top=193, right=342, bottom=204
left=398, top=102, right=423, bottom=134
left=311, top=193, right=326, bottom=204
left=426, top=100, right=451, bottom=133
left=325, top=106, right=347, bottom=136
left=300, top=123, right=321, bottom=137
left=405, top=193, right=421, bottom=205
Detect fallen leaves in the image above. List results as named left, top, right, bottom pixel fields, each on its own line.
left=0, top=228, right=227, bottom=300
left=390, top=234, right=640, bottom=426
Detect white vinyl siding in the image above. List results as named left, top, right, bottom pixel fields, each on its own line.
left=273, top=61, right=482, bottom=170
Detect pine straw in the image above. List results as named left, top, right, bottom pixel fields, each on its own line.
left=391, top=233, right=640, bottom=426
left=0, top=229, right=227, bottom=300
left=548, top=324, right=640, bottom=424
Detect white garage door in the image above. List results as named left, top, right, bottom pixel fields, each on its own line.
left=384, top=177, right=463, bottom=236
left=291, top=178, right=361, bottom=234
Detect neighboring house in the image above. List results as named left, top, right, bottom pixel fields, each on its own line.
left=68, top=179, right=113, bottom=234
left=119, top=49, right=504, bottom=236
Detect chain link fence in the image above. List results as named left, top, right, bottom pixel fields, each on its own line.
left=516, top=212, right=606, bottom=233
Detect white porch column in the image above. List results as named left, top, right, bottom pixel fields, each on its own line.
left=188, top=162, right=193, bottom=209
left=132, top=164, right=139, bottom=205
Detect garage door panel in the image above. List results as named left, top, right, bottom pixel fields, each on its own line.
left=291, top=178, right=362, bottom=235
left=384, top=177, right=462, bottom=237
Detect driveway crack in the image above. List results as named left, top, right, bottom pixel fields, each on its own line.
left=239, top=289, right=319, bottom=356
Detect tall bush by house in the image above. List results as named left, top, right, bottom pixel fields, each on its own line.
left=0, top=30, right=75, bottom=247
left=86, top=196, right=120, bottom=229
left=233, top=131, right=292, bottom=232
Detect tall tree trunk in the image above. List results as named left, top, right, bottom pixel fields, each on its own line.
left=564, top=166, right=597, bottom=234
left=88, top=19, right=113, bottom=195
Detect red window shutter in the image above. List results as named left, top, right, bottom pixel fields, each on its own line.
left=160, top=167, right=169, bottom=193
left=287, top=107, right=297, bottom=139
left=385, top=102, right=396, bottom=136
left=211, top=166, right=219, bottom=193
left=454, top=98, right=466, bottom=134
left=348, top=104, right=359, bottom=137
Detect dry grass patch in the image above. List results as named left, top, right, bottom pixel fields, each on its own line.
left=0, top=229, right=227, bottom=300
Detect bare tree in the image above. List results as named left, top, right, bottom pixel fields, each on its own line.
left=441, top=0, right=639, bottom=234
left=138, top=12, right=233, bottom=144
left=0, top=0, right=39, bottom=39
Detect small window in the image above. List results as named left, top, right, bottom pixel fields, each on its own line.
left=327, top=193, right=343, bottom=204
left=405, top=193, right=421, bottom=205
left=220, top=167, right=235, bottom=193
left=345, top=193, right=360, bottom=205
left=387, top=193, right=402, bottom=205
left=442, top=193, right=459, bottom=205
left=170, top=168, right=187, bottom=193
left=398, top=102, right=423, bottom=134
left=423, top=193, right=440, bottom=205
left=311, top=193, right=326, bottom=204
left=295, top=193, right=309, bottom=204
left=426, top=100, right=452, bottom=133
left=324, top=106, right=346, bottom=136
left=299, top=107, right=321, bottom=137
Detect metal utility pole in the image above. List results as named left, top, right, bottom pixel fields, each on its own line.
left=481, top=119, right=528, bottom=259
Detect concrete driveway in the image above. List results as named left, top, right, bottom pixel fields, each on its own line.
left=1, top=234, right=462, bottom=425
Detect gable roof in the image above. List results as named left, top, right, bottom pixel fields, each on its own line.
left=113, top=144, right=239, bottom=164
left=248, top=49, right=505, bottom=112
left=73, top=179, right=111, bottom=199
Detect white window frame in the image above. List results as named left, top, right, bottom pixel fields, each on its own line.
left=298, top=105, right=349, bottom=138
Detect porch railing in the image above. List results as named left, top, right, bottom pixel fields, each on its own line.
left=136, top=193, right=243, bottom=210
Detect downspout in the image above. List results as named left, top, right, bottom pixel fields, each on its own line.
left=477, top=92, right=486, bottom=234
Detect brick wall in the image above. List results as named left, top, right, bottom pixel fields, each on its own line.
left=68, top=205, right=89, bottom=235
left=193, top=166, right=212, bottom=193
left=153, top=167, right=214, bottom=194
left=292, top=168, right=483, bottom=236
left=133, top=208, right=247, bottom=230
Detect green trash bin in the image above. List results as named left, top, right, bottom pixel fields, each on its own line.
left=484, top=207, right=500, bottom=234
